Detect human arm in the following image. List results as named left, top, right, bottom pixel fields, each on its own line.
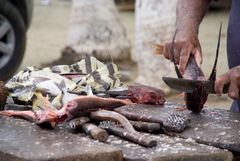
left=215, top=66, right=240, bottom=99
left=156, top=0, right=211, bottom=74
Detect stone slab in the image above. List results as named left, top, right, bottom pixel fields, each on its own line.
left=108, top=134, right=232, bottom=161
left=0, top=108, right=234, bottom=161
left=115, top=102, right=240, bottom=153
left=0, top=116, right=122, bottom=161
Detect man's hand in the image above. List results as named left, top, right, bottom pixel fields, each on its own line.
left=155, top=30, right=202, bottom=74
left=155, top=0, right=210, bottom=74
left=215, top=66, right=240, bottom=99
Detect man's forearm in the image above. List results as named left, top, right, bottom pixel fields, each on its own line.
left=176, top=0, right=211, bottom=35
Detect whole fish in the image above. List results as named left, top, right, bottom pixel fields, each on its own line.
left=56, top=96, right=132, bottom=121
left=170, top=24, right=222, bottom=113
left=0, top=96, right=132, bottom=127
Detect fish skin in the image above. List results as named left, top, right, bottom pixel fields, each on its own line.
left=184, top=56, right=208, bottom=113
left=183, top=23, right=222, bottom=113
left=0, top=96, right=132, bottom=128
left=127, top=84, right=165, bottom=105
left=57, top=96, right=132, bottom=121
left=170, top=30, right=207, bottom=113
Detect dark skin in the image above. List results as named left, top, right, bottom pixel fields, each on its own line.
left=156, top=0, right=240, bottom=100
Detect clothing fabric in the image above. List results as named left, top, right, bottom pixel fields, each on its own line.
left=227, top=0, right=240, bottom=112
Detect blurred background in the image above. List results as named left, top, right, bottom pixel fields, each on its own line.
left=0, top=0, right=232, bottom=109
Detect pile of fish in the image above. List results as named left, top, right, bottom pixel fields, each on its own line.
left=0, top=56, right=190, bottom=147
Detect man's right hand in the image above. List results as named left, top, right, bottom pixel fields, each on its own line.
left=155, top=0, right=210, bottom=74
left=155, top=30, right=202, bottom=74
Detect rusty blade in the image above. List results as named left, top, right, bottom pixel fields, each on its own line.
left=162, top=77, right=229, bottom=94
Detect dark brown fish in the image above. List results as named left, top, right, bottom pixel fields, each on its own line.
left=184, top=56, right=208, bottom=113
left=171, top=24, right=222, bottom=113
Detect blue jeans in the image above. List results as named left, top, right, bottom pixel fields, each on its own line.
left=227, top=0, right=240, bottom=112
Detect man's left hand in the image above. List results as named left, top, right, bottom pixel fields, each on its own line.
left=215, top=65, right=240, bottom=99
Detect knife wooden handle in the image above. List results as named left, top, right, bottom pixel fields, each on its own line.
left=221, top=83, right=240, bottom=98
left=222, top=83, right=230, bottom=94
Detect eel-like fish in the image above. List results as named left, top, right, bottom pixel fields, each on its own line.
left=0, top=96, right=132, bottom=127
left=57, top=96, right=132, bottom=121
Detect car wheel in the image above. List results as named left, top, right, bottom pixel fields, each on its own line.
left=0, top=0, right=26, bottom=81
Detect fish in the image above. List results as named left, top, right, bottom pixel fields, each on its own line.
left=57, top=96, right=132, bottom=121
left=169, top=23, right=222, bottom=113
left=0, top=96, right=132, bottom=127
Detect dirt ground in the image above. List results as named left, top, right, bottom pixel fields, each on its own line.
left=21, top=0, right=233, bottom=110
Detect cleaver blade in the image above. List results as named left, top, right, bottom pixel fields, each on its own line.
left=162, top=77, right=229, bottom=94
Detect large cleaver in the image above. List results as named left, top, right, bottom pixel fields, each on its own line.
left=162, top=77, right=230, bottom=94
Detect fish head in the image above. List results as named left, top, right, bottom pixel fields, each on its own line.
left=36, top=110, right=58, bottom=127
left=60, top=99, right=79, bottom=118
left=184, top=83, right=208, bottom=113
left=64, top=100, right=78, bottom=111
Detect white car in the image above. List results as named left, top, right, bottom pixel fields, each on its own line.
left=0, top=0, right=33, bottom=80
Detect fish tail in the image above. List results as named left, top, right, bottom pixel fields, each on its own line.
left=209, top=22, right=222, bottom=81
left=122, top=99, right=133, bottom=105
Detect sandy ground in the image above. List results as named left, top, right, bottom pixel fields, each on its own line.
left=21, top=0, right=233, bottom=110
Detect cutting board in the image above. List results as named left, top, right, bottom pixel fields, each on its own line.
left=114, top=102, right=240, bottom=153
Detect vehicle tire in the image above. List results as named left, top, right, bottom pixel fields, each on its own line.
left=0, top=0, right=26, bottom=81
